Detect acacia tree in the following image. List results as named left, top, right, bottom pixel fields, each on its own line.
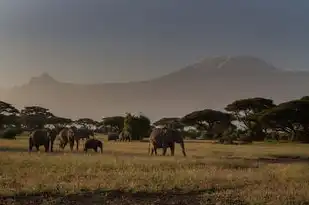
left=258, top=99, right=309, bottom=142
left=131, top=114, right=151, bottom=140
left=20, top=106, right=54, bottom=130
left=153, top=117, right=184, bottom=130
left=0, top=101, right=20, bottom=129
left=49, top=116, right=72, bottom=128
left=75, top=118, right=98, bottom=129
left=225, top=97, right=275, bottom=140
left=181, top=109, right=234, bottom=140
left=101, top=116, right=124, bottom=132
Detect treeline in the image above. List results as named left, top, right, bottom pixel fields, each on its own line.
left=1, top=96, right=309, bottom=143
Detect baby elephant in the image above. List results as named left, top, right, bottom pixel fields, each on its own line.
left=84, top=139, right=103, bottom=153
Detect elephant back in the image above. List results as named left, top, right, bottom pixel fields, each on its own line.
left=150, top=128, right=183, bottom=144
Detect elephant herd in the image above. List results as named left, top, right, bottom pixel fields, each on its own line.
left=28, top=127, right=187, bottom=157
left=28, top=126, right=102, bottom=153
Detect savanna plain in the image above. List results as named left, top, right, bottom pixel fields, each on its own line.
left=1, top=135, right=309, bottom=205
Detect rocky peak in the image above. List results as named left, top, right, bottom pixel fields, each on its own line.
left=28, top=72, right=59, bottom=85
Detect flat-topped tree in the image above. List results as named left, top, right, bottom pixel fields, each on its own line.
left=181, top=109, right=234, bottom=139
left=49, top=116, right=72, bottom=127
left=258, top=99, right=309, bottom=142
left=0, top=101, right=20, bottom=128
left=21, top=106, right=54, bottom=130
left=75, top=118, right=98, bottom=129
left=225, top=97, right=275, bottom=140
left=101, top=116, right=124, bottom=132
left=153, top=117, right=184, bottom=130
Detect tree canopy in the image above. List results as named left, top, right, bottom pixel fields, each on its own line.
left=258, top=99, right=309, bottom=142
left=101, top=116, right=124, bottom=131
left=20, top=106, right=54, bottom=129
left=153, top=117, right=184, bottom=129
left=0, top=101, right=20, bottom=128
left=75, top=118, right=98, bottom=128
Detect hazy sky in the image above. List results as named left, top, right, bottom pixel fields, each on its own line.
left=0, top=0, right=309, bottom=87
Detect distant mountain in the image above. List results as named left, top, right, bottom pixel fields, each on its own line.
left=1, top=56, right=309, bottom=121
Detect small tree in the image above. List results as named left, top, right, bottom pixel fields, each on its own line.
left=131, top=114, right=151, bottom=140
left=122, top=112, right=133, bottom=138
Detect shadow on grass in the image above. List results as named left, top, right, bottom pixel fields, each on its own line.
left=0, top=186, right=249, bottom=205
left=0, top=147, right=29, bottom=153
left=224, top=155, right=309, bottom=164
left=0, top=146, right=186, bottom=158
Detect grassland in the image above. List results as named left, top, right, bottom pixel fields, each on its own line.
left=1, top=135, right=309, bottom=204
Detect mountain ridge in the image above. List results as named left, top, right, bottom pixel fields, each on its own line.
left=1, top=55, right=309, bottom=121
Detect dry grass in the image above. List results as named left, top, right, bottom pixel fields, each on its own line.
left=1, top=135, right=309, bottom=204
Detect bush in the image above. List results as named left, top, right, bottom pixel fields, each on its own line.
left=0, top=128, right=22, bottom=139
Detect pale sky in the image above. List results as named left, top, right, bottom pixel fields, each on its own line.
left=0, top=0, right=309, bottom=87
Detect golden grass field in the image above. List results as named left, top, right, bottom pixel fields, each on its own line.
left=1, top=134, right=309, bottom=205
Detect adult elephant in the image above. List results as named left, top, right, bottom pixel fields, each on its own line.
left=47, top=127, right=62, bottom=152
left=148, top=128, right=186, bottom=157
left=107, top=132, right=119, bottom=141
left=119, top=131, right=131, bottom=142
left=28, top=129, right=50, bottom=152
left=71, top=127, right=95, bottom=151
left=56, top=127, right=75, bottom=151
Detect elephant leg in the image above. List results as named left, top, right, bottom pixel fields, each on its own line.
left=59, top=142, right=64, bottom=150
left=29, top=139, right=33, bottom=152
left=69, top=140, right=74, bottom=152
left=44, top=144, right=49, bottom=152
left=94, top=147, right=98, bottom=152
left=50, top=140, right=54, bottom=152
left=180, top=142, right=186, bottom=157
left=36, top=145, right=39, bottom=151
left=29, top=145, right=33, bottom=152
left=162, top=142, right=169, bottom=156
left=76, top=140, right=79, bottom=151
left=63, top=141, right=67, bottom=150
left=170, top=143, right=175, bottom=156
left=162, top=147, right=167, bottom=156
left=154, top=148, right=158, bottom=156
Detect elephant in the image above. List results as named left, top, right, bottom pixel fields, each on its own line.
left=28, top=129, right=50, bottom=152
left=56, top=127, right=75, bottom=151
left=148, top=128, right=186, bottom=157
left=47, top=127, right=60, bottom=152
left=119, top=131, right=132, bottom=142
left=71, top=127, right=95, bottom=151
left=107, top=132, right=119, bottom=141
left=84, top=139, right=103, bottom=153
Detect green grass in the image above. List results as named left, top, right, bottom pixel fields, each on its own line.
left=1, top=134, right=309, bottom=204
